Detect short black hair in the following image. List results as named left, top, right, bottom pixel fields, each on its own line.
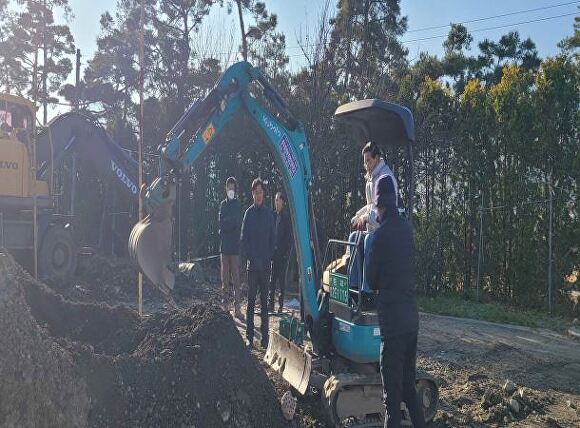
left=225, top=176, right=237, bottom=190
left=362, top=141, right=381, bottom=158
left=251, top=178, right=264, bottom=192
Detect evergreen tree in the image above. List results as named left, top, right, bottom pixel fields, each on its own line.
left=2, top=0, right=74, bottom=123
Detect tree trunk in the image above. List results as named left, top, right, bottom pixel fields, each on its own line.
left=236, top=0, right=248, bottom=61
left=42, top=0, right=48, bottom=125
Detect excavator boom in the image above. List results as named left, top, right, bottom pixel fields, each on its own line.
left=128, top=62, right=320, bottom=323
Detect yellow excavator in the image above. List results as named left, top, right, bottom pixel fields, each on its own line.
left=0, top=93, right=139, bottom=282
left=0, top=93, right=76, bottom=282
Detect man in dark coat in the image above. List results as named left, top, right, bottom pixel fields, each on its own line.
left=218, top=177, right=243, bottom=319
left=366, top=175, right=425, bottom=428
left=241, top=178, right=275, bottom=349
left=269, top=192, right=292, bottom=313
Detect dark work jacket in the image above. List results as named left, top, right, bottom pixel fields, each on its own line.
left=219, top=198, right=242, bottom=255
left=240, top=203, right=275, bottom=271
left=273, top=208, right=292, bottom=259
left=366, top=213, right=419, bottom=337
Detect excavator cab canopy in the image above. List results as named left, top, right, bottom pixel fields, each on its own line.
left=334, top=99, right=415, bottom=148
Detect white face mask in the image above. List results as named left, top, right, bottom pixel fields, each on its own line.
left=227, top=189, right=235, bottom=200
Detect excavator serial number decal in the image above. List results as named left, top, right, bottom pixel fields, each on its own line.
left=202, top=122, right=216, bottom=144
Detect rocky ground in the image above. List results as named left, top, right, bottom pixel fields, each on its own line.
left=236, top=312, right=580, bottom=428
left=2, top=252, right=579, bottom=427
left=418, top=314, right=580, bottom=427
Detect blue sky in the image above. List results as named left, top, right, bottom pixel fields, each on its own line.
left=66, top=0, right=578, bottom=68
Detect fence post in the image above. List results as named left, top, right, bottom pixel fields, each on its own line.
left=476, top=199, right=484, bottom=300
left=548, top=173, right=553, bottom=314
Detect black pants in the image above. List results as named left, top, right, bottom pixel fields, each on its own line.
left=269, top=255, right=287, bottom=310
left=380, top=330, right=425, bottom=428
left=246, top=269, right=269, bottom=346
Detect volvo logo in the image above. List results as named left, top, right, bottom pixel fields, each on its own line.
left=111, top=160, right=138, bottom=195
left=0, top=160, right=18, bottom=170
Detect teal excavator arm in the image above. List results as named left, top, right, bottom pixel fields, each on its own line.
left=129, top=61, right=321, bottom=323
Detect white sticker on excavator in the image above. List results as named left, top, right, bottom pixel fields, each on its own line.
left=373, top=327, right=380, bottom=336
left=339, top=322, right=351, bottom=333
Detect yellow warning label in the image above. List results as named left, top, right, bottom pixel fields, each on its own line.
left=202, top=122, right=216, bottom=144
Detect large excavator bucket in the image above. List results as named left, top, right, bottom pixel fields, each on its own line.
left=264, top=331, right=312, bottom=395
left=128, top=177, right=176, bottom=296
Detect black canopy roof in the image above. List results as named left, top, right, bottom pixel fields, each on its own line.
left=334, top=99, right=415, bottom=148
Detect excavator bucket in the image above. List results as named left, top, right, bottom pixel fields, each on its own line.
left=264, top=331, right=312, bottom=395
left=128, top=177, right=176, bottom=296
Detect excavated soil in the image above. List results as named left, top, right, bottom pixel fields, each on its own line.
left=53, top=254, right=164, bottom=305
left=0, top=253, right=89, bottom=428
left=58, top=254, right=219, bottom=309
left=4, top=250, right=579, bottom=427
left=0, top=251, right=286, bottom=427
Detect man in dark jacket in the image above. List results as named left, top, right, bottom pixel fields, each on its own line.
left=366, top=175, right=425, bottom=428
left=219, top=177, right=243, bottom=319
left=269, top=191, right=292, bottom=313
left=241, top=178, right=275, bottom=349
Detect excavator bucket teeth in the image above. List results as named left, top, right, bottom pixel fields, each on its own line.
left=128, top=214, right=175, bottom=295
left=264, top=331, right=312, bottom=395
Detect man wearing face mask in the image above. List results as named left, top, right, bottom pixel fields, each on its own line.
left=219, top=176, right=243, bottom=320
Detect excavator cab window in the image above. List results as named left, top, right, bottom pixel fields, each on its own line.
left=0, top=107, right=12, bottom=139
left=0, top=99, right=34, bottom=145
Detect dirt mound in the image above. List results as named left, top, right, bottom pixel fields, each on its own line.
left=0, top=251, right=286, bottom=427
left=116, top=306, right=285, bottom=427
left=0, top=252, right=90, bottom=427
